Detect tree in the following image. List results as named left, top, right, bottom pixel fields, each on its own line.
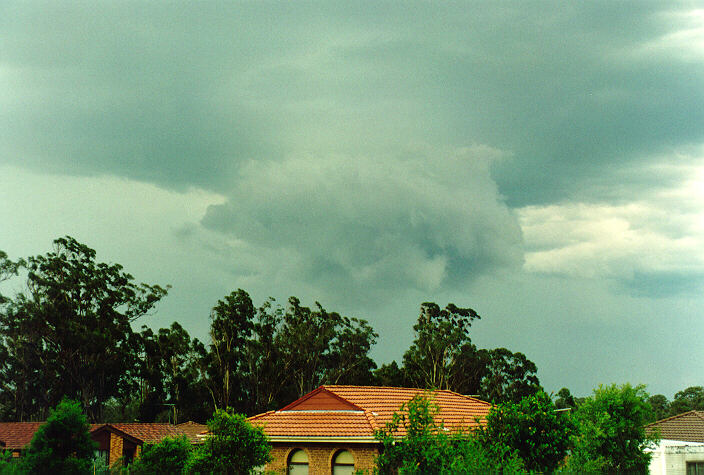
left=648, top=394, right=670, bottom=421
left=669, top=386, right=704, bottom=416
left=130, top=435, right=192, bottom=474
left=568, top=383, right=658, bottom=473
left=478, top=348, right=541, bottom=404
left=204, top=290, right=255, bottom=412
left=0, top=237, right=168, bottom=421
left=374, top=395, right=523, bottom=474
left=373, top=361, right=408, bottom=387
left=402, top=302, right=482, bottom=392
left=277, top=296, right=378, bottom=398
left=477, top=391, right=575, bottom=473
left=186, top=409, right=271, bottom=474
left=137, top=323, right=209, bottom=423
left=554, top=387, right=578, bottom=411
left=21, top=398, right=96, bottom=475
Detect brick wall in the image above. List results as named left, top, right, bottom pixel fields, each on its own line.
left=266, top=442, right=379, bottom=474
left=109, top=432, right=123, bottom=467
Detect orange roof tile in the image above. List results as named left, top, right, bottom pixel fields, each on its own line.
left=176, top=421, right=209, bottom=444
left=248, top=385, right=491, bottom=440
left=107, top=423, right=186, bottom=444
left=646, top=411, right=704, bottom=443
left=0, top=421, right=202, bottom=451
left=0, top=422, right=43, bottom=450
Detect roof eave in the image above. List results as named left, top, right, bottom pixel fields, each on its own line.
left=266, top=435, right=378, bottom=443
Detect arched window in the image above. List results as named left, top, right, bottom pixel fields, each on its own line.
left=332, top=450, right=355, bottom=475
left=288, top=449, right=309, bottom=475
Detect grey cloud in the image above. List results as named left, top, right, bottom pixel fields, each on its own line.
left=201, top=146, right=523, bottom=297
left=4, top=1, right=702, bottom=206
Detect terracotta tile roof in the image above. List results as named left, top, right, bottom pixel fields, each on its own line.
left=176, top=421, right=209, bottom=444
left=646, top=411, right=704, bottom=443
left=0, top=422, right=44, bottom=450
left=106, top=423, right=186, bottom=444
left=0, top=421, right=204, bottom=450
left=248, top=385, right=491, bottom=440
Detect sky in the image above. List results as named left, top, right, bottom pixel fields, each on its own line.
left=1, top=1, right=703, bottom=398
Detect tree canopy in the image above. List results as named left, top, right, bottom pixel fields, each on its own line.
left=0, top=236, right=168, bottom=421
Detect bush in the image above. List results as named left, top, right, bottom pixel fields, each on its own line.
left=567, top=383, right=658, bottom=473
left=130, top=435, right=192, bottom=474
left=478, top=391, right=575, bottom=473
left=374, top=395, right=523, bottom=474
left=186, top=408, right=271, bottom=474
left=21, top=398, right=96, bottom=475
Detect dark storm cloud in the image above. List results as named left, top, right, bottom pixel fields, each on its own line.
left=2, top=0, right=703, bottom=297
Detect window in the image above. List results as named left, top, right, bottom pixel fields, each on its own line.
left=688, top=462, right=704, bottom=475
left=332, top=450, right=355, bottom=475
left=288, top=449, right=309, bottom=475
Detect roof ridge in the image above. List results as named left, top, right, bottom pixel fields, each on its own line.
left=647, top=410, right=704, bottom=426
left=363, top=409, right=380, bottom=434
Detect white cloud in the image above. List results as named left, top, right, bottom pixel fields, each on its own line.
left=519, top=155, right=704, bottom=282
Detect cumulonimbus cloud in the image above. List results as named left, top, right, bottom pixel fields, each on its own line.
left=201, top=145, right=523, bottom=294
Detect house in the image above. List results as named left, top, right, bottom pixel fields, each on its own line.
left=0, top=421, right=207, bottom=467
left=646, top=411, right=704, bottom=475
left=247, top=385, right=492, bottom=474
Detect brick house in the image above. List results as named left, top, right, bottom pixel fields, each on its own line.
left=0, top=421, right=207, bottom=467
left=248, top=385, right=492, bottom=474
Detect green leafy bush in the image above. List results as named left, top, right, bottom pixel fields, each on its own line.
left=186, top=408, right=271, bottom=474
left=566, top=383, right=658, bottom=473
left=131, top=435, right=192, bottom=474
left=21, top=398, right=96, bottom=475
left=374, top=395, right=523, bottom=474
left=478, top=391, right=575, bottom=472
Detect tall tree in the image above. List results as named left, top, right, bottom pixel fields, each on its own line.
left=648, top=394, right=670, bottom=421
left=240, top=298, right=288, bottom=415
left=278, top=297, right=378, bottom=398
left=402, top=302, right=482, bottom=392
left=479, top=348, right=541, bottom=403
left=669, top=386, right=704, bottom=416
left=204, top=289, right=255, bottom=412
left=138, top=322, right=208, bottom=423
left=0, top=237, right=168, bottom=421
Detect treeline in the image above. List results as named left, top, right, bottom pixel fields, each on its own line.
left=0, top=237, right=698, bottom=424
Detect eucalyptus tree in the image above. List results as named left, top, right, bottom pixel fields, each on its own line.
left=0, top=236, right=168, bottom=421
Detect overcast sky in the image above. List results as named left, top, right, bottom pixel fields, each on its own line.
left=2, top=1, right=703, bottom=398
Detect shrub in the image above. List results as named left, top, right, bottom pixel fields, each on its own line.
left=130, top=435, right=192, bottom=474
left=186, top=408, right=271, bottom=474
left=21, top=398, right=96, bottom=475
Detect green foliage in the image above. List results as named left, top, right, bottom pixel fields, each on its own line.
left=554, top=387, right=578, bottom=411
left=130, top=435, right=192, bottom=475
left=478, top=391, right=575, bottom=473
left=402, top=302, right=482, bottom=392
left=0, top=450, right=21, bottom=475
left=567, top=383, right=658, bottom=473
left=373, top=361, right=408, bottom=387
left=669, top=386, right=704, bottom=416
left=647, top=394, right=670, bottom=421
left=374, top=395, right=523, bottom=474
left=479, top=348, right=541, bottom=404
left=0, top=237, right=169, bottom=421
left=21, top=398, right=96, bottom=475
left=138, top=323, right=209, bottom=423
left=186, top=408, right=271, bottom=474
